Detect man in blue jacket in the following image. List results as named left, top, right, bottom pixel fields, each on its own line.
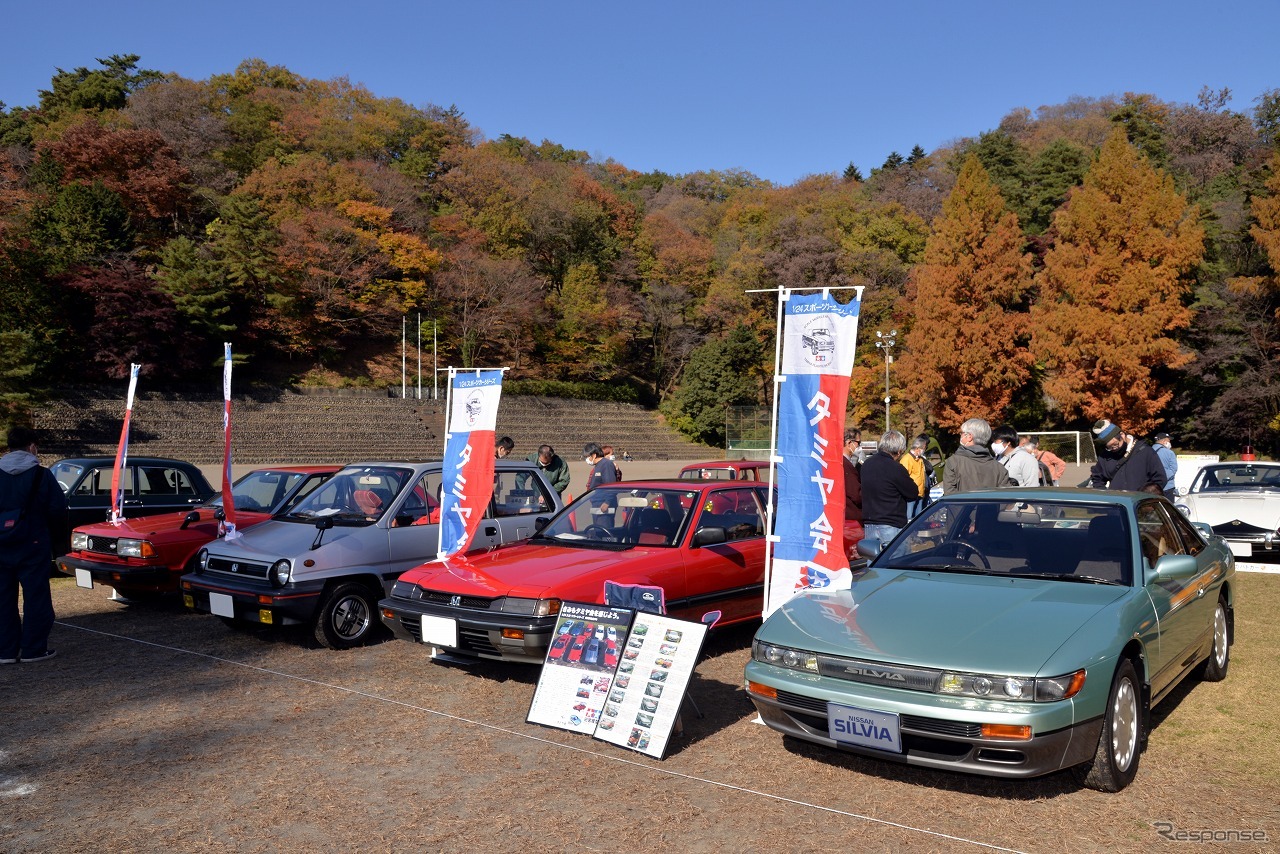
left=0, top=426, right=69, bottom=664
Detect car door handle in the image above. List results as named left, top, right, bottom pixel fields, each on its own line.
left=485, top=525, right=497, bottom=536
left=123, top=499, right=143, bottom=506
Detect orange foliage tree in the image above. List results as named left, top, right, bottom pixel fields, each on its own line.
left=1033, top=129, right=1204, bottom=432
left=895, top=155, right=1034, bottom=430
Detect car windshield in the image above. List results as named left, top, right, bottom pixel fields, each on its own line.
left=536, top=487, right=696, bottom=547
left=50, top=461, right=85, bottom=493
left=280, top=466, right=413, bottom=525
left=875, top=499, right=1133, bottom=585
left=210, top=470, right=311, bottom=513
left=1190, top=464, right=1280, bottom=492
left=680, top=467, right=737, bottom=480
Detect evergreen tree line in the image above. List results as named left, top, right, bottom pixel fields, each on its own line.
left=2, top=57, right=1279, bottom=452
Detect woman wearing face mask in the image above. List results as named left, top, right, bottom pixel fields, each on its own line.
left=990, top=424, right=1040, bottom=488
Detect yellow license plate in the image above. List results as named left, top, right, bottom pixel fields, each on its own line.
left=258, top=609, right=274, bottom=625
left=183, top=594, right=194, bottom=608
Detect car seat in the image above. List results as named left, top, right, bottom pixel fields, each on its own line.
left=353, top=489, right=385, bottom=516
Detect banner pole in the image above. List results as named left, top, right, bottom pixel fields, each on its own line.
left=761, top=288, right=788, bottom=617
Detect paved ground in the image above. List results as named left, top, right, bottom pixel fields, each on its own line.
left=2, top=573, right=1277, bottom=853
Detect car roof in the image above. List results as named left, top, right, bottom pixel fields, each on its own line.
left=254, top=465, right=342, bottom=474
left=679, top=459, right=767, bottom=470
left=943, top=487, right=1143, bottom=505
left=53, top=456, right=205, bottom=467
left=594, top=479, right=760, bottom=492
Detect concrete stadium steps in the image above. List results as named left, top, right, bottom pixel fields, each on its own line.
left=31, top=389, right=714, bottom=466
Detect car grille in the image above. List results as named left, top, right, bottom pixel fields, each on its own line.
left=205, top=555, right=271, bottom=580
left=1212, top=521, right=1272, bottom=541
left=417, top=589, right=498, bottom=610
left=397, top=619, right=500, bottom=655
left=817, top=655, right=941, bottom=692
left=774, top=690, right=981, bottom=738
left=85, top=535, right=120, bottom=555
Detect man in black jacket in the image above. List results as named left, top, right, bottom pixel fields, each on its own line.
left=860, top=430, right=920, bottom=549
left=1088, top=419, right=1167, bottom=494
left=0, top=426, right=69, bottom=664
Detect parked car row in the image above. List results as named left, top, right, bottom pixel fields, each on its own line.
left=58, top=454, right=1236, bottom=792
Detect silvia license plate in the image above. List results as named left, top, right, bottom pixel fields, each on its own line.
left=828, top=702, right=902, bottom=753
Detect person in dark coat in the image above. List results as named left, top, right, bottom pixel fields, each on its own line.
left=0, top=426, right=69, bottom=664
left=860, top=430, right=919, bottom=549
left=1089, top=419, right=1167, bottom=494
left=943, top=418, right=1015, bottom=494
left=842, top=451, right=863, bottom=559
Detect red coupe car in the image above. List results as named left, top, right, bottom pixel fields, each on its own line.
left=379, top=480, right=773, bottom=663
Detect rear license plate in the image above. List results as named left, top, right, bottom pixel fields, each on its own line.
left=828, top=702, right=902, bottom=753
left=209, top=592, right=235, bottom=618
left=420, top=615, right=457, bottom=647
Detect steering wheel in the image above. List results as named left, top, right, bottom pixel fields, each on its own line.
left=582, top=524, right=616, bottom=542
left=948, top=540, right=991, bottom=569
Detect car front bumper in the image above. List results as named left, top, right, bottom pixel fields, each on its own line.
left=744, top=660, right=1102, bottom=780
left=379, top=595, right=557, bottom=664
left=180, top=573, right=326, bottom=627
left=57, top=554, right=179, bottom=590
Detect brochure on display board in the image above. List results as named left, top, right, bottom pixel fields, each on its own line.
left=526, top=602, right=710, bottom=759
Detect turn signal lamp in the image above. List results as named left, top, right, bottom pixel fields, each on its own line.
left=981, top=724, right=1032, bottom=740
left=502, top=628, right=526, bottom=640
left=746, top=681, right=778, bottom=700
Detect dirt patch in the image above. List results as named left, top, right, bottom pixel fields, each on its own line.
left=2, top=575, right=1278, bottom=853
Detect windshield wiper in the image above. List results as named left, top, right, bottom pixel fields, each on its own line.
left=891, top=564, right=996, bottom=573
left=1049, top=574, right=1121, bottom=586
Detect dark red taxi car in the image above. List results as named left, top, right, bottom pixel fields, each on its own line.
left=57, top=466, right=338, bottom=600
left=379, top=479, right=772, bottom=663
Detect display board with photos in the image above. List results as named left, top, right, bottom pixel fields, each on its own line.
left=526, top=601, right=709, bottom=759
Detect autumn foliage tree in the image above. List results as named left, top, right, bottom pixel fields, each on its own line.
left=1033, top=129, right=1204, bottom=432
left=895, top=155, right=1034, bottom=429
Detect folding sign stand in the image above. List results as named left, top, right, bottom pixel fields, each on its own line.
left=526, top=602, right=710, bottom=760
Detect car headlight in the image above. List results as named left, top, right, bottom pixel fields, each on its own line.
left=116, top=538, right=157, bottom=559
left=391, top=580, right=418, bottom=598
left=269, top=559, right=291, bottom=588
left=500, top=597, right=562, bottom=617
left=1174, top=503, right=1190, bottom=517
left=939, top=670, right=1035, bottom=699
left=752, top=640, right=819, bottom=673
left=71, top=531, right=89, bottom=550
left=196, top=548, right=209, bottom=572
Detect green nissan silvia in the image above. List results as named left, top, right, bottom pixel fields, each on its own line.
left=745, top=488, right=1235, bottom=792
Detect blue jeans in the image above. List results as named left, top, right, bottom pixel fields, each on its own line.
left=0, top=559, right=55, bottom=660
left=864, top=524, right=902, bottom=552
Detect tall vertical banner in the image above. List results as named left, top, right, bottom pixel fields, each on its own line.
left=220, top=343, right=240, bottom=539
left=765, top=289, right=862, bottom=616
left=109, top=364, right=142, bottom=525
left=438, top=368, right=505, bottom=559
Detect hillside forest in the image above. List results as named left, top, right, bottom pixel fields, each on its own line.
left=2, top=56, right=1280, bottom=452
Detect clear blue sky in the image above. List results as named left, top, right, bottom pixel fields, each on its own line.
left=3, top=1, right=1277, bottom=185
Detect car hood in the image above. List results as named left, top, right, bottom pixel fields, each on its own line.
left=399, top=543, right=641, bottom=599
left=203, top=518, right=375, bottom=560
left=74, top=507, right=271, bottom=540
left=762, top=568, right=1128, bottom=676
left=1184, top=493, right=1279, bottom=527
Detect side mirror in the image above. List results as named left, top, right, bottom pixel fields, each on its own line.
left=692, top=526, right=727, bottom=547
left=180, top=511, right=200, bottom=530
left=856, top=538, right=882, bottom=559
left=534, top=516, right=551, bottom=532
left=1152, top=553, right=1198, bottom=581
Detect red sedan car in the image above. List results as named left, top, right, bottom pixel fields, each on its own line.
left=379, top=480, right=772, bottom=663
left=57, top=466, right=338, bottom=600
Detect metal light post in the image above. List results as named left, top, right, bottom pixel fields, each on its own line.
left=874, top=329, right=897, bottom=433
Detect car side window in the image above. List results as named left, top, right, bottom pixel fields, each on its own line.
left=494, top=469, right=554, bottom=518
left=1135, top=501, right=1183, bottom=566
left=1164, top=503, right=1206, bottom=556
left=77, top=465, right=132, bottom=496
left=139, top=466, right=188, bottom=495
left=701, top=488, right=765, bottom=542
left=392, top=472, right=445, bottom=527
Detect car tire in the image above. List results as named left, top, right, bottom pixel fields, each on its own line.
left=312, top=582, right=380, bottom=650
left=1077, top=658, right=1143, bottom=792
left=1197, top=596, right=1231, bottom=682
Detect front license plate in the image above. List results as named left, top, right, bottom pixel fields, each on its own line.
left=828, top=702, right=903, bottom=753
left=420, top=615, right=457, bottom=647
left=1228, top=541, right=1253, bottom=557
left=209, top=592, right=235, bottom=618
left=74, top=568, right=94, bottom=589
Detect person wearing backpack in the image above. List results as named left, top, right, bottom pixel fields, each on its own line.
left=0, top=426, right=68, bottom=664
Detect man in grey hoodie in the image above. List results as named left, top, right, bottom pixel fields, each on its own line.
left=0, top=426, right=68, bottom=663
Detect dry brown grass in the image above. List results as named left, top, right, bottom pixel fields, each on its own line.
left=1, top=573, right=1277, bottom=853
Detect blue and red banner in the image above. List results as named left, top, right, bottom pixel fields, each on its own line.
left=220, top=343, right=240, bottom=539
left=109, top=364, right=141, bottom=525
left=438, top=368, right=504, bottom=558
left=766, top=290, right=862, bottom=614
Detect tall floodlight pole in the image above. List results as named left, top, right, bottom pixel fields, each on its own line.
left=416, top=312, right=422, bottom=400
left=401, top=316, right=407, bottom=398
left=874, top=329, right=897, bottom=433
left=432, top=320, right=439, bottom=401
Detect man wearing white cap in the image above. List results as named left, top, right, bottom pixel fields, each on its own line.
left=1088, top=419, right=1167, bottom=494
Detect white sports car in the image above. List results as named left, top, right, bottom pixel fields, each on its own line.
left=1176, top=461, right=1280, bottom=557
